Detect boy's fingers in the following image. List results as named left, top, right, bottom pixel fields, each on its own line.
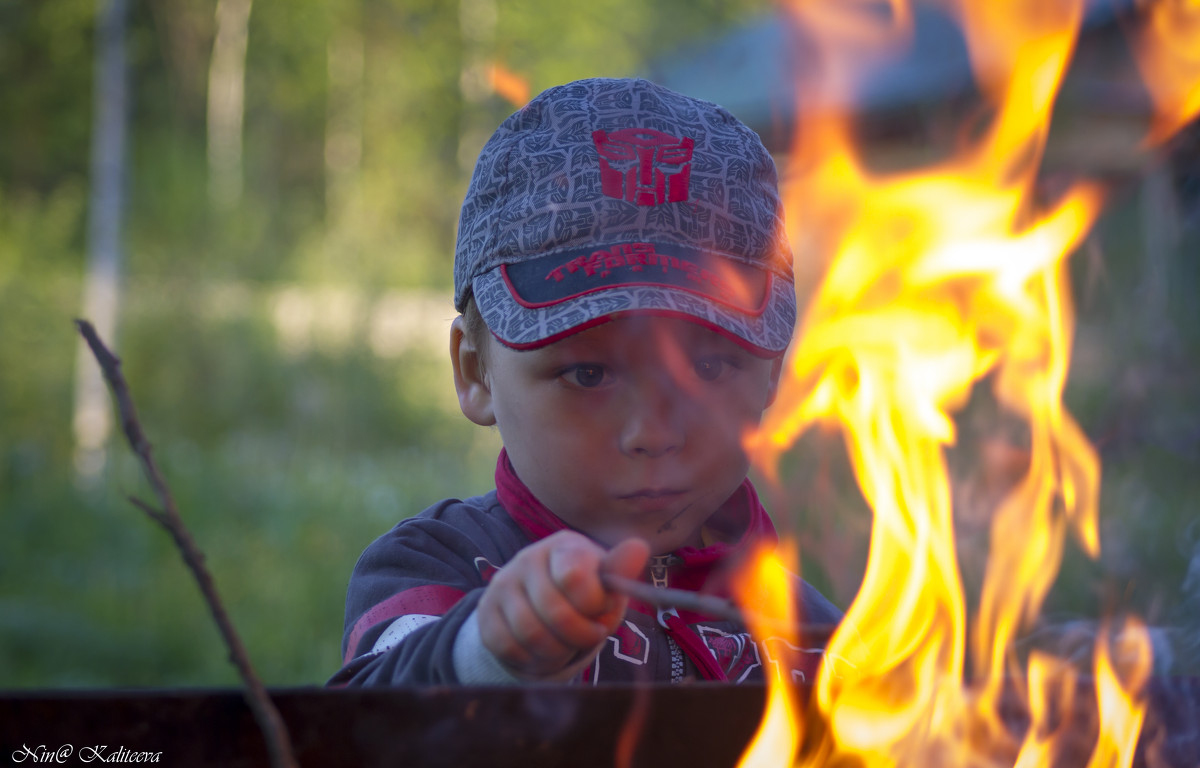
left=602, top=537, right=651, bottom=581
left=478, top=546, right=568, bottom=672
left=480, top=580, right=577, bottom=676
left=594, top=537, right=651, bottom=622
left=526, top=561, right=615, bottom=650
left=479, top=535, right=612, bottom=675
left=534, top=532, right=619, bottom=647
left=478, top=532, right=652, bottom=678
left=546, top=532, right=610, bottom=616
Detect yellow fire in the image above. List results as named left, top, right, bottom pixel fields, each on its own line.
left=733, top=0, right=1198, bottom=765
left=1129, top=0, right=1200, bottom=145
left=735, top=544, right=805, bottom=768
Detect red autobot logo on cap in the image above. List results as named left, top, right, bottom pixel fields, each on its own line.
left=592, top=128, right=694, bottom=206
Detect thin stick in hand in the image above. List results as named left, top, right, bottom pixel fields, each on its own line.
left=75, top=319, right=298, bottom=768
left=601, top=573, right=836, bottom=644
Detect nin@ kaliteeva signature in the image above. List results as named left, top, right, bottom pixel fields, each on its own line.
left=11, top=744, right=163, bottom=763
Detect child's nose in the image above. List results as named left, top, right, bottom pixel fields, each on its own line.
left=618, top=375, right=687, bottom=458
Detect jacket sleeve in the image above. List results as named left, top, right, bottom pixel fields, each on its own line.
left=330, top=504, right=499, bottom=686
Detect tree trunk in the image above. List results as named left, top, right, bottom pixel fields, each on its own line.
left=323, top=24, right=364, bottom=262
left=73, top=0, right=130, bottom=480
left=207, top=0, right=253, bottom=208
left=458, top=0, right=498, bottom=173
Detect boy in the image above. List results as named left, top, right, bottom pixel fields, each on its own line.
left=332, top=77, right=840, bottom=686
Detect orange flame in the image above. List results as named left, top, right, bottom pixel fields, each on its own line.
left=1129, top=0, right=1200, bottom=145
left=489, top=62, right=531, bottom=108
left=1086, top=619, right=1154, bottom=768
left=735, top=544, right=805, bottom=768
left=730, top=0, right=1197, bottom=765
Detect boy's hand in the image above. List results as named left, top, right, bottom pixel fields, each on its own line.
left=476, top=531, right=650, bottom=680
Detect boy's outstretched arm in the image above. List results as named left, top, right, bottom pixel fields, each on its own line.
left=455, top=531, right=650, bottom=682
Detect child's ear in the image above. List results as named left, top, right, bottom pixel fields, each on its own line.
left=765, top=353, right=785, bottom=408
left=450, top=316, right=496, bottom=426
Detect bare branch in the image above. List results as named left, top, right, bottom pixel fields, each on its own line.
left=75, top=318, right=298, bottom=768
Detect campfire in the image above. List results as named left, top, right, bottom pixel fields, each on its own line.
left=731, top=0, right=1200, bottom=767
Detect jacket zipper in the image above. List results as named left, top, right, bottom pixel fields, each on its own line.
left=648, top=554, right=674, bottom=588
left=658, top=606, right=685, bottom=683
left=650, top=555, right=686, bottom=683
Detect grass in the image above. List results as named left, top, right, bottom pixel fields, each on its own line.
left=0, top=430, right=501, bottom=688
left=0, top=276, right=504, bottom=688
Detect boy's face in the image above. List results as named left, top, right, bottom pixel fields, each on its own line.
left=454, top=315, right=784, bottom=554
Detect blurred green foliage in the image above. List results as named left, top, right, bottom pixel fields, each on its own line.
left=0, top=0, right=776, bottom=688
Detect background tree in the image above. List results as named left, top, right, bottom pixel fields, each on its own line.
left=73, top=0, right=130, bottom=479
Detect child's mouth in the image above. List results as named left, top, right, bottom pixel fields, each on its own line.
left=618, top=489, right=689, bottom=517
left=622, top=489, right=685, bottom=500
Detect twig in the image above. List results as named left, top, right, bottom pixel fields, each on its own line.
left=601, top=573, right=836, bottom=644
left=75, top=319, right=298, bottom=768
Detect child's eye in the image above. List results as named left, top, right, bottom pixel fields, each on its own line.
left=694, top=356, right=734, bottom=382
left=564, top=364, right=609, bottom=388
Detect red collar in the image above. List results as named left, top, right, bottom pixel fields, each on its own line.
left=494, top=449, right=777, bottom=598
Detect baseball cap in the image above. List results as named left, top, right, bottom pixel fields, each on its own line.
left=453, top=77, right=796, bottom=356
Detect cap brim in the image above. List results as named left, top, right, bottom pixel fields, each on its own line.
left=472, top=241, right=796, bottom=356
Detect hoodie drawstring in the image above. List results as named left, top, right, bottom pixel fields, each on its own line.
left=657, top=606, right=728, bottom=682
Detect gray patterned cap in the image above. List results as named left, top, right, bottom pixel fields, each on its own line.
left=454, top=77, right=796, bottom=355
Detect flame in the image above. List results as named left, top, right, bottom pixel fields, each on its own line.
left=1004, top=625, right=1153, bottom=768
left=1015, top=652, right=1080, bottom=766
left=735, top=544, right=805, bottom=768
left=730, top=0, right=1195, bottom=765
left=1129, top=0, right=1200, bottom=145
left=1086, top=619, right=1154, bottom=768
left=488, top=62, right=531, bottom=108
